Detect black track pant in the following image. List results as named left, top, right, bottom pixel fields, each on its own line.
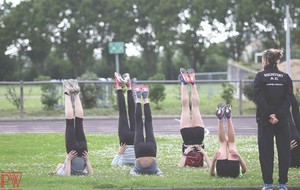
left=134, top=103, right=156, bottom=158
left=117, top=90, right=135, bottom=145
left=258, top=122, right=290, bottom=184
left=65, top=117, right=87, bottom=157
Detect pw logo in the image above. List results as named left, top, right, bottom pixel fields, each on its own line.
left=1, top=172, right=22, bottom=190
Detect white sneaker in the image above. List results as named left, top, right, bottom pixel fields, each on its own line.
left=62, top=79, right=72, bottom=95
left=70, top=79, right=80, bottom=95
left=122, top=73, right=131, bottom=87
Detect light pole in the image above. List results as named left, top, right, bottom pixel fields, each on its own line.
left=285, top=0, right=291, bottom=76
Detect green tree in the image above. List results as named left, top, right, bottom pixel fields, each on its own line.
left=225, top=0, right=300, bottom=60
left=35, top=75, right=60, bottom=110
left=242, top=75, right=255, bottom=103
left=130, top=0, right=160, bottom=76
left=4, top=0, right=54, bottom=79
left=2, top=0, right=300, bottom=81
left=0, top=1, right=18, bottom=80
left=176, top=0, right=231, bottom=71
left=50, top=0, right=98, bottom=78
left=221, top=83, right=236, bottom=105
left=78, top=71, right=101, bottom=108
left=148, top=73, right=166, bottom=109
left=202, top=44, right=229, bottom=72
left=5, top=86, right=20, bottom=109
left=151, top=0, right=184, bottom=79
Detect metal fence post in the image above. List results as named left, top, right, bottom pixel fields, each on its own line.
left=19, top=81, right=24, bottom=118
left=239, top=79, right=243, bottom=115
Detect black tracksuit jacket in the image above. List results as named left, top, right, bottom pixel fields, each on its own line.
left=253, top=64, right=293, bottom=184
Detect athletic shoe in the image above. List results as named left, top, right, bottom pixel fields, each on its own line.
left=122, top=73, right=131, bottom=88
left=262, top=184, right=273, bottom=190
left=114, top=72, right=124, bottom=87
left=133, top=86, right=142, bottom=98
left=179, top=68, right=189, bottom=85
left=187, top=68, right=195, bottom=85
left=141, top=85, right=149, bottom=99
left=68, top=79, right=77, bottom=95
left=215, top=103, right=226, bottom=120
left=62, top=79, right=72, bottom=95
left=278, top=184, right=287, bottom=190
left=224, top=104, right=232, bottom=119
left=70, top=79, right=80, bottom=95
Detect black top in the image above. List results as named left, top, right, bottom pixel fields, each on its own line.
left=290, top=93, right=300, bottom=140
left=253, top=64, right=293, bottom=126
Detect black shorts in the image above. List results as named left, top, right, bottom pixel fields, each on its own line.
left=216, top=159, right=240, bottom=178
left=180, top=127, right=204, bottom=145
left=134, top=142, right=156, bottom=158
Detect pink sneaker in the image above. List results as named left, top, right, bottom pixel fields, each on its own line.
left=187, top=68, right=195, bottom=85
left=179, top=68, right=189, bottom=85
left=122, top=73, right=131, bottom=88
left=141, top=86, right=149, bottom=99
left=114, top=72, right=124, bottom=87
left=133, top=86, right=142, bottom=98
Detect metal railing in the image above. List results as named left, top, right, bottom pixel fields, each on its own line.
left=1, top=79, right=300, bottom=118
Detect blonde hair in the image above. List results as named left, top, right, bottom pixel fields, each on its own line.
left=262, top=49, right=283, bottom=65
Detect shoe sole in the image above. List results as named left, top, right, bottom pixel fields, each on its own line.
left=114, top=73, right=124, bottom=86
left=179, top=68, right=190, bottom=84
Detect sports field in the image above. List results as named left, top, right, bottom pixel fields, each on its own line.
left=1, top=134, right=300, bottom=190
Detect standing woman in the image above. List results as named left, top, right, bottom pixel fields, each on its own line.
left=111, top=72, right=136, bottom=166
left=130, top=85, right=163, bottom=176
left=177, top=68, right=211, bottom=168
left=253, top=49, right=293, bottom=190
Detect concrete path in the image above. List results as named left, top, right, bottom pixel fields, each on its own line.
left=0, top=116, right=257, bottom=135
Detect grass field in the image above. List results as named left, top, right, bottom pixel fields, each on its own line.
left=1, top=134, right=300, bottom=190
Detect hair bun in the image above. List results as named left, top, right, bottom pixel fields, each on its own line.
left=275, top=49, right=283, bottom=59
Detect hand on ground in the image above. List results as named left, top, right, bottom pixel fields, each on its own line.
left=118, top=143, right=127, bottom=155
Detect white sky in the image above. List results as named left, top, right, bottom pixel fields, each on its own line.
left=0, top=0, right=21, bottom=6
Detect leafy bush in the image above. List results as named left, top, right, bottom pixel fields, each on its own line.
left=243, top=81, right=255, bottom=102
left=221, top=82, right=236, bottom=105
left=35, top=76, right=60, bottom=110
left=78, top=71, right=102, bottom=108
left=242, top=76, right=255, bottom=103
left=148, top=73, right=166, bottom=109
left=5, top=86, right=20, bottom=109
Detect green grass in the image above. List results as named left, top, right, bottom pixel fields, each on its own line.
left=1, top=134, right=299, bottom=190
left=0, top=84, right=257, bottom=118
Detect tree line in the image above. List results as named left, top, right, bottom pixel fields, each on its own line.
left=0, top=0, right=299, bottom=81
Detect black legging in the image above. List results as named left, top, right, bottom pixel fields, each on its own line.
left=258, top=121, right=290, bottom=184
left=291, top=143, right=300, bottom=168
left=134, top=103, right=157, bottom=158
left=117, top=90, right=135, bottom=145
left=65, top=117, right=87, bottom=157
